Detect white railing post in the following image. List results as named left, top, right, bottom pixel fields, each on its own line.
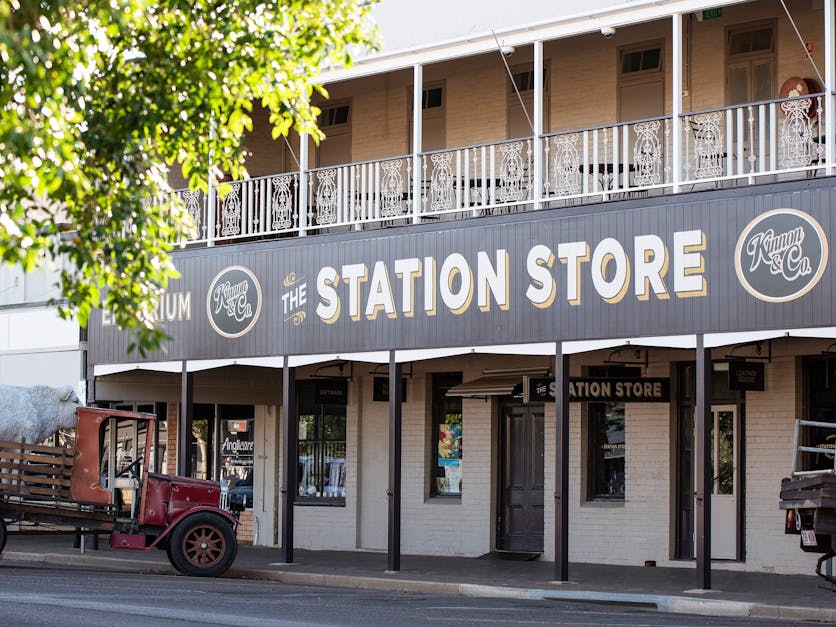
left=672, top=13, right=683, bottom=193
left=207, top=114, right=216, bottom=246
left=412, top=64, right=423, bottom=224
left=299, top=132, right=309, bottom=236
left=533, top=40, right=544, bottom=209
left=826, top=0, right=834, bottom=175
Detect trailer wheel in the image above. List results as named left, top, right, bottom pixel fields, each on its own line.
left=0, top=518, right=6, bottom=553
left=168, top=512, right=237, bottom=577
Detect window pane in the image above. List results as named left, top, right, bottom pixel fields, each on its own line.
left=712, top=411, right=734, bottom=496
left=641, top=48, right=661, bottom=71
left=751, top=28, right=773, bottom=53
left=298, top=414, right=317, bottom=441
left=323, top=410, right=346, bottom=441
left=729, top=65, right=749, bottom=105
left=423, top=87, right=443, bottom=109
left=437, top=411, right=462, bottom=495
left=622, top=51, right=642, bottom=74
left=589, top=403, right=625, bottom=499
left=753, top=62, right=772, bottom=102
left=431, top=373, right=463, bottom=496
left=729, top=32, right=752, bottom=56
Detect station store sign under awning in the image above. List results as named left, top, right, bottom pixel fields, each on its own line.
left=447, top=374, right=670, bottom=402
left=90, top=180, right=836, bottom=365
left=524, top=376, right=670, bottom=403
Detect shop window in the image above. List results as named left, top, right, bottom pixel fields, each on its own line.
left=219, top=405, right=255, bottom=510
left=297, top=380, right=348, bottom=504
left=431, top=373, right=463, bottom=497
left=587, top=402, right=625, bottom=500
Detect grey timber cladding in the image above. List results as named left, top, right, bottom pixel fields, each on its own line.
left=90, top=179, right=836, bottom=364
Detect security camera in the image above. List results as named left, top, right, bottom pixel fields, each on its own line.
left=500, top=44, right=515, bottom=57
left=601, top=26, right=616, bottom=39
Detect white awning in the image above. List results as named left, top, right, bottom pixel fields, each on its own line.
left=705, top=327, right=836, bottom=348
left=93, top=361, right=183, bottom=376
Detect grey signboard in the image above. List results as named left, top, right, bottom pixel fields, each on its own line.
left=89, top=179, right=836, bottom=364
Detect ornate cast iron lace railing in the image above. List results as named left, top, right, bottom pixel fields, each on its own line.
left=542, top=116, right=671, bottom=201
left=308, top=156, right=412, bottom=228
left=172, top=93, right=827, bottom=245
left=419, top=138, right=533, bottom=218
left=681, top=92, right=824, bottom=185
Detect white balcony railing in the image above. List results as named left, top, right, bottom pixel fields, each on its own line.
left=171, top=93, right=827, bottom=245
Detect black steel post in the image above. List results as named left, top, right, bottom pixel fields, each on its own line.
left=281, top=356, right=297, bottom=564
left=695, top=334, right=712, bottom=589
left=177, top=362, right=194, bottom=477
left=554, top=342, right=570, bottom=582
left=387, top=350, right=402, bottom=572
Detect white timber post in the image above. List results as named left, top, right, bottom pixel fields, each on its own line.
left=826, top=0, right=834, bottom=175
left=412, top=64, right=423, bottom=224
left=206, top=114, right=216, bottom=246
left=672, top=12, right=683, bottom=193
left=299, top=132, right=309, bottom=236
left=534, top=40, right=544, bottom=209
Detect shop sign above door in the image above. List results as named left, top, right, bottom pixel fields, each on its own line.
left=728, top=361, right=765, bottom=391
left=524, top=376, right=670, bottom=403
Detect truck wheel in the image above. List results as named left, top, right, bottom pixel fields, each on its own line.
left=168, top=512, right=237, bottom=577
left=0, top=518, right=6, bottom=553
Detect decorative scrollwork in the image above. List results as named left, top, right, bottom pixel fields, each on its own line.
left=380, top=159, right=405, bottom=218
left=498, top=141, right=526, bottom=203
left=691, top=112, right=723, bottom=179
left=271, top=175, right=294, bottom=230
left=286, top=311, right=307, bottom=326
left=430, top=152, right=454, bottom=212
left=633, top=120, right=662, bottom=187
left=221, top=183, right=241, bottom=236
left=551, top=133, right=581, bottom=196
left=780, top=98, right=814, bottom=169
left=315, top=169, right=338, bottom=225
left=181, top=190, right=202, bottom=234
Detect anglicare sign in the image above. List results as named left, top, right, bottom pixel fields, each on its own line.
left=89, top=181, right=836, bottom=364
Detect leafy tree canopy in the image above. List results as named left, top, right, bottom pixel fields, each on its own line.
left=0, top=0, right=377, bottom=354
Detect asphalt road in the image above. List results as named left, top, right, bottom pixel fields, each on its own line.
left=0, top=561, right=823, bottom=626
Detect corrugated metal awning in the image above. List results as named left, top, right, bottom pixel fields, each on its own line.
left=446, top=374, right=523, bottom=397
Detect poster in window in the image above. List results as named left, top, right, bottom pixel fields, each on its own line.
left=437, top=421, right=462, bottom=494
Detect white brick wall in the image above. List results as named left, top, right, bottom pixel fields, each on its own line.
left=264, top=339, right=833, bottom=576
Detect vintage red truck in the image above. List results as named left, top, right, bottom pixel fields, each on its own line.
left=0, top=406, right=238, bottom=577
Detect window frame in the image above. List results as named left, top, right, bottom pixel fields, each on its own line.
left=429, top=372, right=463, bottom=499
left=724, top=21, right=776, bottom=106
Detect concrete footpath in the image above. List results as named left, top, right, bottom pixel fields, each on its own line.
left=3, top=534, right=836, bottom=622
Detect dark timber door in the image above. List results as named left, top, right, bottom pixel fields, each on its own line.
left=499, top=402, right=545, bottom=552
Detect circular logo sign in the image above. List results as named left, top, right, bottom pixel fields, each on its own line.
left=734, top=209, right=828, bottom=303
left=206, top=266, right=262, bottom=338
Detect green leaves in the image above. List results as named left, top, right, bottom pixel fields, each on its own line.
left=0, top=0, right=378, bottom=356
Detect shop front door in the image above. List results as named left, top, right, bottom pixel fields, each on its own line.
left=684, top=404, right=738, bottom=560
left=499, top=402, right=544, bottom=553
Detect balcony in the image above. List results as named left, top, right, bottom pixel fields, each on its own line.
left=173, top=90, right=827, bottom=245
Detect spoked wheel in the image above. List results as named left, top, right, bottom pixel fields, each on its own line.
left=0, top=518, right=6, bottom=554
left=168, top=513, right=237, bottom=577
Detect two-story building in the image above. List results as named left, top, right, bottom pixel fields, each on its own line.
left=88, top=0, right=836, bottom=587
